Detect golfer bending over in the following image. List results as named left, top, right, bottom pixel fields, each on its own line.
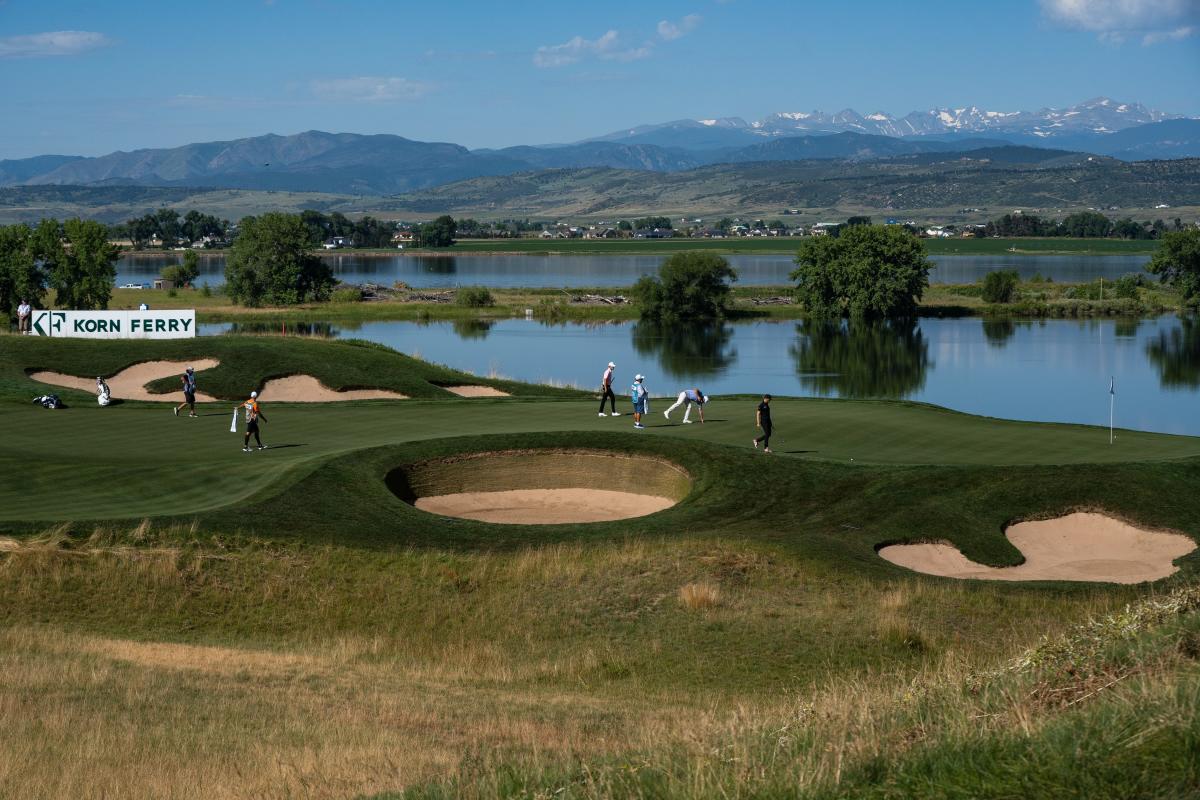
left=753, top=393, right=772, bottom=453
left=239, top=391, right=268, bottom=451
left=598, top=360, right=619, bottom=416
left=664, top=387, right=707, bottom=424
left=631, top=374, right=648, bottom=429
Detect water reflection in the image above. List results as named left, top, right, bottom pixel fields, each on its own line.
left=1114, top=319, right=1141, bottom=338
left=791, top=318, right=930, bottom=398
left=630, top=320, right=737, bottom=379
left=451, top=318, right=493, bottom=340
left=981, top=318, right=1017, bottom=348
left=1146, top=316, right=1200, bottom=388
left=221, top=321, right=338, bottom=337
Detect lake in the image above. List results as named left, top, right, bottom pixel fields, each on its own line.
left=118, top=252, right=1153, bottom=288
left=201, top=314, right=1200, bottom=437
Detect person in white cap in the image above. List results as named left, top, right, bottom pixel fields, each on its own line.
left=598, top=360, right=619, bottom=417
left=631, top=374, right=648, bottom=429
left=664, top=387, right=708, bottom=424
left=239, top=390, right=268, bottom=452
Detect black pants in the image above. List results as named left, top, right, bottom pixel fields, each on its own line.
left=599, top=385, right=616, bottom=413
left=756, top=423, right=772, bottom=449
left=245, top=421, right=262, bottom=447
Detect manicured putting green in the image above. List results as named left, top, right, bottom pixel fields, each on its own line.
left=1, top=393, right=1197, bottom=522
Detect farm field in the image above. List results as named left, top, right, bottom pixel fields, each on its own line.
left=1, top=335, right=1198, bottom=799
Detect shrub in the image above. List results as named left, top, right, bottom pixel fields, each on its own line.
left=1113, top=273, right=1143, bottom=300
left=981, top=270, right=1020, bottom=303
left=331, top=287, right=363, bottom=303
left=200, top=284, right=212, bottom=297
left=166, top=288, right=177, bottom=298
left=634, top=252, right=738, bottom=320
left=455, top=286, right=495, bottom=308
left=679, top=581, right=720, bottom=610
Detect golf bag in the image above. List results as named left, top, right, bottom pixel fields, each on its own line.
left=97, top=379, right=111, bottom=407
left=33, top=394, right=62, bottom=409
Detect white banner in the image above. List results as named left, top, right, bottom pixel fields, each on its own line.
left=29, top=310, right=196, bottom=339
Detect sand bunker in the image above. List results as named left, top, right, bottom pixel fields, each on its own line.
left=30, top=359, right=220, bottom=402
left=442, top=385, right=510, bottom=398
left=879, top=512, right=1196, bottom=584
left=258, top=375, right=407, bottom=402
left=390, top=449, right=690, bottom=525
left=416, top=488, right=675, bottom=524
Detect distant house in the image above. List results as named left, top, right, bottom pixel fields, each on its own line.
left=584, top=227, right=618, bottom=239
left=323, top=236, right=352, bottom=249
left=392, top=230, right=415, bottom=245
left=810, top=223, right=840, bottom=236
left=924, top=227, right=952, bottom=238
left=692, top=228, right=725, bottom=239
left=634, top=227, right=673, bottom=239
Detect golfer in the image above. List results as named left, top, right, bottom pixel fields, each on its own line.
left=631, top=374, right=648, bottom=429
left=239, top=391, right=268, bottom=451
left=664, top=387, right=707, bottom=424
left=753, top=394, right=773, bottom=453
left=598, top=361, right=619, bottom=417
left=174, top=366, right=198, bottom=418
left=17, top=299, right=31, bottom=335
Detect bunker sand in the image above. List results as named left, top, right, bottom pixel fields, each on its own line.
left=879, top=512, right=1196, bottom=584
left=258, top=375, right=407, bottom=402
left=443, top=385, right=510, bottom=398
left=31, top=359, right=220, bottom=402
left=416, top=488, right=675, bottom=524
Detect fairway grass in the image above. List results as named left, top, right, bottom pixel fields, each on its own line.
left=2, top=335, right=1198, bottom=798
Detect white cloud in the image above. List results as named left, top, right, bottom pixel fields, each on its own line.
left=657, top=14, right=702, bottom=41
left=310, top=76, right=434, bottom=103
left=0, top=30, right=111, bottom=59
left=533, top=30, right=653, bottom=67
left=1142, top=23, right=1195, bottom=42
left=1040, top=0, right=1200, bottom=44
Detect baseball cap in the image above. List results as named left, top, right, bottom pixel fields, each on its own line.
left=250, top=391, right=258, bottom=398
left=607, top=361, right=616, bottom=368
left=635, top=374, right=644, bottom=381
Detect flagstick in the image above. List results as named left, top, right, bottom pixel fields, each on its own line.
left=1109, top=377, right=1114, bottom=445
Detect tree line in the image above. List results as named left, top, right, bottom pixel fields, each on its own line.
left=0, top=218, right=120, bottom=320
left=985, top=211, right=1186, bottom=240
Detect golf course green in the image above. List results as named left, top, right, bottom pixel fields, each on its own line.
left=1, top=333, right=1198, bottom=799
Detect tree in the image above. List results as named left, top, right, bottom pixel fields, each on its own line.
left=845, top=215, right=872, bottom=227
left=44, top=219, right=119, bottom=310
left=791, top=224, right=930, bottom=319
left=1147, top=229, right=1200, bottom=306
left=981, top=270, right=1020, bottom=303
left=0, top=223, right=48, bottom=322
left=225, top=212, right=335, bottom=306
left=418, top=215, right=457, bottom=248
left=632, top=252, right=738, bottom=320
left=161, top=249, right=200, bottom=288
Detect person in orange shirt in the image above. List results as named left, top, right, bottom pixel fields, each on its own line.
left=240, top=391, right=269, bottom=452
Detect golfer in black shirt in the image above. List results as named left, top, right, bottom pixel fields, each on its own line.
left=753, top=394, right=773, bottom=453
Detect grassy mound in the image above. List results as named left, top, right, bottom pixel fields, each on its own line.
left=0, top=335, right=576, bottom=403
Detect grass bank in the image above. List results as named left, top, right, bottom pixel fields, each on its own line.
left=86, top=278, right=1180, bottom=326
left=1, top=336, right=1197, bottom=797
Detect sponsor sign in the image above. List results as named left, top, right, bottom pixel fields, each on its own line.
left=29, top=310, right=196, bottom=339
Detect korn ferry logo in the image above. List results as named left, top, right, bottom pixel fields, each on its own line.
left=31, top=311, right=65, bottom=336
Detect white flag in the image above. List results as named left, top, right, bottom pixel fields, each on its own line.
left=230, top=409, right=239, bottom=433
left=1109, top=377, right=1115, bottom=396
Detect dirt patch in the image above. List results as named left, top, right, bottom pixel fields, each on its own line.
left=30, top=359, right=220, bottom=402
left=879, top=512, right=1196, bottom=584
left=0, top=537, right=19, bottom=551
left=442, top=385, right=510, bottom=398
left=416, top=488, right=675, bottom=524
left=258, top=374, right=407, bottom=402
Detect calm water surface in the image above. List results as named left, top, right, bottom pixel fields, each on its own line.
left=201, top=314, right=1200, bottom=437
left=119, top=252, right=1152, bottom=288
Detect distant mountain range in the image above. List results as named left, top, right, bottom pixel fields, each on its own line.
left=592, top=97, right=1179, bottom=148
left=0, top=97, right=1195, bottom=198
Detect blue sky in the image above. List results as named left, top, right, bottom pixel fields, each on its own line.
left=1, top=0, right=1197, bottom=158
